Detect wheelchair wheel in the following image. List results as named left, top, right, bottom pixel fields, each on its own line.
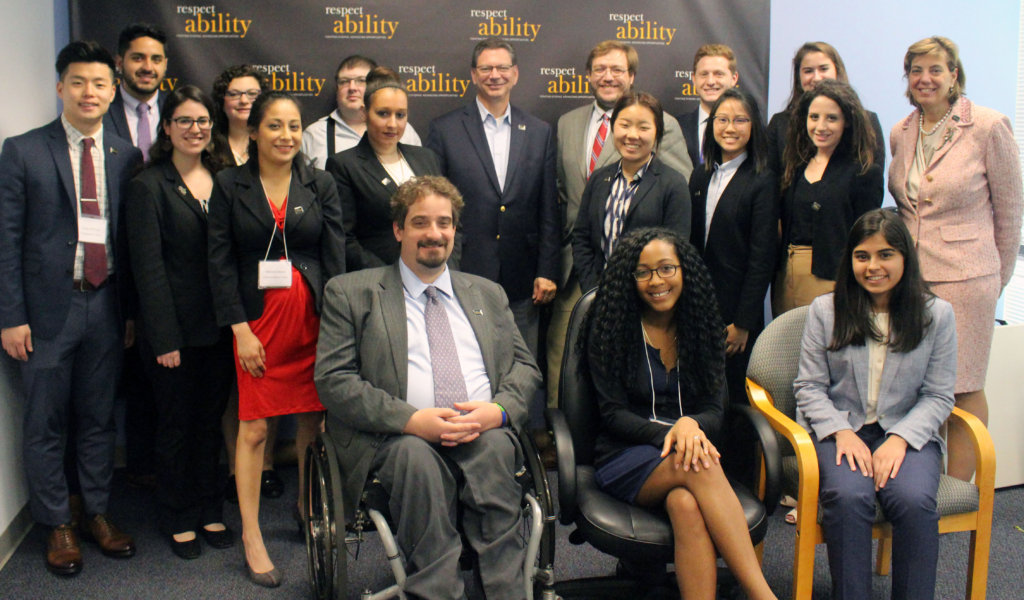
left=305, top=433, right=347, bottom=600
left=518, top=430, right=557, bottom=599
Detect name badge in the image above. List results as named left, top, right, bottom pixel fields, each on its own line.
left=78, top=215, right=108, bottom=244
left=258, top=260, right=293, bottom=289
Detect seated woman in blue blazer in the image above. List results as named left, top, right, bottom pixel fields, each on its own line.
left=794, top=208, right=956, bottom=600
left=572, top=91, right=690, bottom=292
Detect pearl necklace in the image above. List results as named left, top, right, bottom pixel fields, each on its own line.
left=919, top=102, right=955, bottom=136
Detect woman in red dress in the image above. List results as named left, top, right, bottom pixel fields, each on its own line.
left=208, top=91, right=345, bottom=587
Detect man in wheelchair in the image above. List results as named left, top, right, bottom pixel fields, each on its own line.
left=314, top=175, right=542, bottom=600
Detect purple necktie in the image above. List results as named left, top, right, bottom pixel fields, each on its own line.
left=80, top=138, right=107, bottom=287
left=423, top=286, right=469, bottom=409
left=136, top=102, right=152, bottom=161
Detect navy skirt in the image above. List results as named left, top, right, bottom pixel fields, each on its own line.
left=594, top=445, right=666, bottom=504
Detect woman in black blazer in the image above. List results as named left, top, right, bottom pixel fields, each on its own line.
left=207, top=91, right=345, bottom=587
left=573, top=91, right=691, bottom=292
left=326, top=67, right=441, bottom=271
left=775, top=79, right=883, bottom=315
left=126, top=85, right=235, bottom=559
left=689, top=88, right=777, bottom=410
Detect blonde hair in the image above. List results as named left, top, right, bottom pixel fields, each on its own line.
left=692, top=43, right=737, bottom=74
left=903, top=36, right=965, bottom=107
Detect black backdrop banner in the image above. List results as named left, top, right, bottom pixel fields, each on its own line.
left=71, top=1, right=769, bottom=133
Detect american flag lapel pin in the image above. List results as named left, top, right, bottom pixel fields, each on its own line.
left=517, top=124, right=526, bottom=131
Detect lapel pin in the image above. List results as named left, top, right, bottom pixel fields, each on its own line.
left=952, top=115, right=960, bottom=122
left=517, top=124, right=526, bottom=130
left=294, top=206, right=304, bottom=215
left=473, top=309, right=484, bottom=315
left=109, top=147, right=118, bottom=154
left=176, top=185, right=187, bottom=197
left=812, top=202, right=821, bottom=211
left=381, top=177, right=391, bottom=186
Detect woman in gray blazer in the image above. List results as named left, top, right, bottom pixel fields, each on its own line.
left=794, top=209, right=956, bottom=600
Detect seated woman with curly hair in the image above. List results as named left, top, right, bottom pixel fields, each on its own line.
left=581, top=227, right=776, bottom=600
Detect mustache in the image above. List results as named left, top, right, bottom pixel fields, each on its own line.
left=418, top=239, right=446, bottom=248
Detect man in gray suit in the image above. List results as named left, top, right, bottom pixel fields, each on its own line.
left=314, top=176, right=540, bottom=600
left=546, top=40, right=693, bottom=405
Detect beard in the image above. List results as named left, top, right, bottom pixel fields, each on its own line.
left=416, top=240, right=448, bottom=269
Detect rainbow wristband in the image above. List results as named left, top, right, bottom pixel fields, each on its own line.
left=495, top=402, right=508, bottom=427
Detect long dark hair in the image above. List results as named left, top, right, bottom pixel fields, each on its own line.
left=784, top=41, right=849, bottom=114
left=148, top=84, right=223, bottom=173
left=701, top=87, right=768, bottom=173
left=246, top=91, right=303, bottom=167
left=781, top=79, right=875, bottom=189
left=581, top=227, right=725, bottom=403
left=830, top=209, right=933, bottom=353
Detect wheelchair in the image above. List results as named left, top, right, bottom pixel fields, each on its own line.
left=304, top=425, right=558, bottom=600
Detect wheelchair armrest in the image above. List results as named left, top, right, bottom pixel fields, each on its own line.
left=728, top=404, right=782, bottom=515
left=545, top=407, right=578, bottom=525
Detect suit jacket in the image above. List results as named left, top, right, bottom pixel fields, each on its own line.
left=556, top=103, right=694, bottom=287
left=103, top=87, right=165, bottom=146
left=426, top=102, right=560, bottom=301
left=207, top=160, right=346, bottom=326
left=780, top=156, right=883, bottom=280
left=794, top=293, right=956, bottom=452
left=0, top=119, right=142, bottom=339
left=689, top=160, right=778, bottom=331
left=766, top=108, right=885, bottom=177
left=888, top=97, right=1023, bottom=286
left=325, top=135, right=441, bottom=271
left=678, top=108, right=702, bottom=168
left=314, top=263, right=541, bottom=520
left=126, top=161, right=224, bottom=355
left=572, top=156, right=691, bottom=292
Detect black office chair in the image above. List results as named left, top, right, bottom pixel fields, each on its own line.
left=546, top=288, right=781, bottom=598
left=304, top=425, right=557, bottom=600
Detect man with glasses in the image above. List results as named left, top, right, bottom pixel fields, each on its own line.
left=426, top=37, right=559, bottom=364
left=546, top=41, right=692, bottom=407
left=302, top=54, right=422, bottom=169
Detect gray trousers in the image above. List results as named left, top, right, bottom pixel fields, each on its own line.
left=371, top=428, right=525, bottom=600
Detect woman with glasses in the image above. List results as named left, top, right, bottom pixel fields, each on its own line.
left=211, top=65, right=268, bottom=166
left=573, top=91, right=690, bottom=293
left=125, top=85, right=235, bottom=559
left=583, top=227, right=777, bottom=600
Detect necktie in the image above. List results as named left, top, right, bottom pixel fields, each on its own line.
left=136, top=102, right=152, bottom=161
left=589, top=113, right=609, bottom=176
left=80, top=138, right=107, bottom=287
left=423, top=286, right=469, bottom=409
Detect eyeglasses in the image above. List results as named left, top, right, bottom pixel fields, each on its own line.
left=337, top=77, right=367, bottom=87
left=633, top=264, right=680, bottom=281
left=713, top=116, right=751, bottom=127
left=474, top=64, right=514, bottom=75
left=224, top=89, right=261, bottom=100
left=591, top=65, right=629, bottom=77
left=171, top=116, right=213, bottom=130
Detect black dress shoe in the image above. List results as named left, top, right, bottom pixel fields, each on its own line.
left=260, top=470, right=284, bottom=499
left=201, top=525, right=235, bottom=549
left=225, top=475, right=238, bottom=504
left=169, top=534, right=201, bottom=560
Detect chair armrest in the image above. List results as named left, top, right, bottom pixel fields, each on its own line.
left=745, top=378, right=820, bottom=522
left=947, top=406, right=996, bottom=497
left=729, top=403, right=782, bottom=514
left=545, top=407, right=578, bottom=525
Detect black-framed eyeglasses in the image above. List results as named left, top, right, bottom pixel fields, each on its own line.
left=633, top=264, right=680, bottom=281
left=171, top=116, right=213, bottom=130
left=337, top=77, right=367, bottom=87
left=225, top=89, right=261, bottom=100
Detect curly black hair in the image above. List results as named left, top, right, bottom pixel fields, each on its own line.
left=581, top=227, right=726, bottom=404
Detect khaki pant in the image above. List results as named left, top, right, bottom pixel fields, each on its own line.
left=772, top=245, right=835, bottom=316
left=545, top=279, right=582, bottom=407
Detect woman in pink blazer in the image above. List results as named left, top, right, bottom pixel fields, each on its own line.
left=889, top=36, right=1023, bottom=480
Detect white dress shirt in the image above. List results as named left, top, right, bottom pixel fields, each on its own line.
left=300, top=109, right=422, bottom=169
left=476, top=97, right=511, bottom=192
left=705, top=152, right=747, bottom=236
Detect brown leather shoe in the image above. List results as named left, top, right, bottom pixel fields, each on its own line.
left=46, top=524, right=82, bottom=576
left=81, top=514, right=135, bottom=558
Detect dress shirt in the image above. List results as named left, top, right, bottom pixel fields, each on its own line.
left=865, top=312, right=890, bottom=424
left=301, top=109, right=422, bottom=169
left=696, top=105, right=710, bottom=160
left=603, top=158, right=650, bottom=257
left=585, top=103, right=613, bottom=171
left=119, top=86, right=159, bottom=148
left=705, top=152, right=747, bottom=235
left=62, top=114, right=113, bottom=279
left=476, top=97, right=511, bottom=191
left=400, top=260, right=491, bottom=410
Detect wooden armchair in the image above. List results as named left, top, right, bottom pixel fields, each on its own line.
left=745, top=305, right=995, bottom=599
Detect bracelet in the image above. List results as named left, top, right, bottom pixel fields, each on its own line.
left=495, top=402, right=507, bottom=427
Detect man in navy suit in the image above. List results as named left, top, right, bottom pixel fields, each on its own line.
left=105, top=23, right=167, bottom=160
left=678, top=44, right=739, bottom=168
left=0, top=40, right=142, bottom=576
left=426, top=37, right=559, bottom=360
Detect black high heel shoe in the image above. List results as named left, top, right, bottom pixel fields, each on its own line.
left=260, top=470, right=284, bottom=499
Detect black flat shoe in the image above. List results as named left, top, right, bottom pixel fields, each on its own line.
left=293, top=505, right=306, bottom=539
left=201, top=525, right=235, bottom=549
left=225, top=475, right=238, bottom=504
left=169, top=534, right=201, bottom=560
left=260, top=470, right=284, bottom=499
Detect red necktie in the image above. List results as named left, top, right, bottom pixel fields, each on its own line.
left=80, top=138, right=107, bottom=287
left=588, top=114, right=609, bottom=177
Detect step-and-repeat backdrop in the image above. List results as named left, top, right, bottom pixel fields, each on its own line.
left=71, top=1, right=769, bottom=132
